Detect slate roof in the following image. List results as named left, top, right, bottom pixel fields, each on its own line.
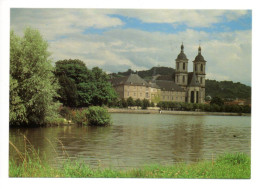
left=154, top=80, right=185, bottom=92
left=194, top=46, right=206, bottom=62
left=110, top=74, right=148, bottom=86
left=176, top=44, right=188, bottom=60
left=188, top=72, right=200, bottom=87
left=194, top=53, right=206, bottom=62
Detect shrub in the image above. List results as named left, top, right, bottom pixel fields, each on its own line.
left=86, top=106, right=111, bottom=126
left=72, top=109, right=88, bottom=126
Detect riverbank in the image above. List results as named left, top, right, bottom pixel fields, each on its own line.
left=9, top=153, right=250, bottom=178
left=108, top=108, right=251, bottom=116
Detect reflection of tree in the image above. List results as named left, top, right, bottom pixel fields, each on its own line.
left=171, top=116, right=205, bottom=163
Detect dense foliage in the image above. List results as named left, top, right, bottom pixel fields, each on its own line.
left=157, top=101, right=251, bottom=113
left=110, top=97, right=151, bottom=109
left=55, top=59, right=117, bottom=107
left=86, top=106, right=111, bottom=126
left=110, top=67, right=175, bottom=79
left=205, top=79, right=251, bottom=100
left=10, top=28, right=60, bottom=127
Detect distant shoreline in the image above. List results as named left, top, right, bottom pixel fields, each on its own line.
left=108, top=108, right=251, bottom=116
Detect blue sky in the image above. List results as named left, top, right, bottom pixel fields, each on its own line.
left=10, top=9, right=252, bottom=86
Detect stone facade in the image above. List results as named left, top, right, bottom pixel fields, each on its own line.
left=110, top=44, right=206, bottom=104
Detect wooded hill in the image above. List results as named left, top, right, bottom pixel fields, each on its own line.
left=110, top=67, right=251, bottom=100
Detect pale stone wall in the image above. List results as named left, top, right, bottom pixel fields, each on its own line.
left=161, top=90, right=186, bottom=102
left=123, top=84, right=150, bottom=100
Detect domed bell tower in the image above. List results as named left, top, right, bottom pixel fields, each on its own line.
left=193, top=46, right=206, bottom=102
left=175, top=43, right=188, bottom=89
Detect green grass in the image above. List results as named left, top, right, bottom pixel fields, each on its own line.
left=9, top=153, right=250, bottom=178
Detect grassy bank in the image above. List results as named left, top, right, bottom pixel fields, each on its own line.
left=9, top=153, right=250, bottom=178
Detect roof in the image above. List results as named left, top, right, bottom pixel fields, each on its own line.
left=154, top=80, right=185, bottom=92
left=176, top=44, right=188, bottom=60
left=188, top=72, right=200, bottom=87
left=110, top=74, right=148, bottom=86
left=194, top=46, right=206, bottom=62
left=194, top=53, right=206, bottom=62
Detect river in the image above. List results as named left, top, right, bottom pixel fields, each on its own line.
left=9, top=113, right=251, bottom=169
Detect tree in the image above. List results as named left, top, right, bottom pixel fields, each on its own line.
left=90, top=67, right=118, bottom=106
left=210, top=96, right=224, bottom=106
left=10, top=28, right=60, bottom=126
left=127, top=97, right=135, bottom=107
left=55, top=60, right=117, bottom=107
left=142, top=99, right=150, bottom=109
left=135, top=99, right=142, bottom=107
left=55, top=59, right=91, bottom=107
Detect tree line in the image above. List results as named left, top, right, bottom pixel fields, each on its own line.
left=10, top=28, right=117, bottom=127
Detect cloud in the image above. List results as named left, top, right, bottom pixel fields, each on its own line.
left=112, top=9, right=249, bottom=27
left=11, top=9, right=124, bottom=40
left=10, top=9, right=252, bottom=85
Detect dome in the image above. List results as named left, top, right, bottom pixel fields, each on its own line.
left=194, top=46, right=206, bottom=62
left=176, top=43, right=188, bottom=60
left=194, top=54, right=205, bottom=62
left=177, top=52, right=188, bottom=60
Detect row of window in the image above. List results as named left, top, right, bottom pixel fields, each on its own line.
left=162, top=96, right=183, bottom=101
left=176, top=75, right=204, bottom=84
left=127, top=92, right=149, bottom=98
left=127, top=86, right=149, bottom=91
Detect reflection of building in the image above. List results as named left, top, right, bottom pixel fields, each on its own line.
left=110, top=44, right=206, bottom=104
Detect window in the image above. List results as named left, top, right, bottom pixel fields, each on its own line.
left=146, top=92, right=149, bottom=98
left=177, top=76, right=179, bottom=82
left=200, top=77, right=203, bottom=84
left=134, top=93, right=136, bottom=96
left=183, top=63, right=185, bottom=70
left=140, top=93, right=142, bottom=97
left=195, top=64, right=197, bottom=71
left=201, top=64, right=203, bottom=72
left=183, top=76, right=185, bottom=83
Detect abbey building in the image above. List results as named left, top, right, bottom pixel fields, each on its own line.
left=110, top=44, right=206, bottom=104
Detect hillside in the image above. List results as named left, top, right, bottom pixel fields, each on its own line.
left=109, top=67, right=175, bottom=80
left=110, top=67, right=251, bottom=100
left=205, top=80, right=251, bottom=100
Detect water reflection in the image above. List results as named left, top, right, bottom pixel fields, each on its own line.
left=9, top=113, right=251, bottom=169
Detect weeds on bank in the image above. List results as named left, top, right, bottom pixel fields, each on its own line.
left=9, top=137, right=250, bottom=178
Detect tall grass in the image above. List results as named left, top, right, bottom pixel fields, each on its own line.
left=9, top=137, right=250, bottom=178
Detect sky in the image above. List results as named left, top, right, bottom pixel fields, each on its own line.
left=10, top=9, right=252, bottom=86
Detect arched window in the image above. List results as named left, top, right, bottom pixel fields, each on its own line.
left=183, top=63, right=185, bottom=70
left=201, top=64, right=203, bottom=72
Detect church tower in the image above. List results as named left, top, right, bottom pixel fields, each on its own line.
left=175, top=43, right=188, bottom=89
left=193, top=46, right=206, bottom=103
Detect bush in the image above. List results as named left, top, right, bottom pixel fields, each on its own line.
left=86, top=106, right=111, bottom=126
left=72, top=109, right=88, bottom=126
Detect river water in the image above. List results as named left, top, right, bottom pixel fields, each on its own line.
left=9, top=113, right=251, bottom=169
